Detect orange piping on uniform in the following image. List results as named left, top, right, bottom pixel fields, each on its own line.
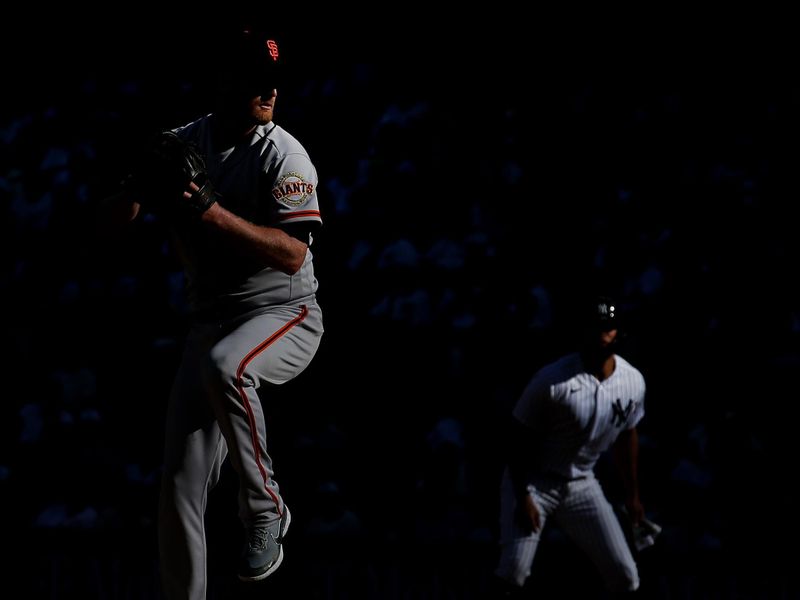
left=279, top=210, right=321, bottom=221
left=235, top=305, right=309, bottom=516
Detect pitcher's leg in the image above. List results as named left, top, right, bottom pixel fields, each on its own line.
left=159, top=339, right=229, bottom=600
left=203, top=305, right=322, bottom=527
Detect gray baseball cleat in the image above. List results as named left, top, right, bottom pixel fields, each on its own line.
left=238, top=506, right=291, bottom=582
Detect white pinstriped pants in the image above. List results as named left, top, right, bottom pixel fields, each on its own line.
left=495, top=468, right=639, bottom=593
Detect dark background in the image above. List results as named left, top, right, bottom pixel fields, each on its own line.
left=2, top=14, right=798, bottom=599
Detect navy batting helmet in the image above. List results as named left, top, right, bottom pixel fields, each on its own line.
left=591, top=296, right=621, bottom=332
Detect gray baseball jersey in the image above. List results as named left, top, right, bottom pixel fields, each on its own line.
left=173, top=115, right=322, bottom=315
left=496, top=353, right=645, bottom=593
left=158, top=115, right=324, bottom=600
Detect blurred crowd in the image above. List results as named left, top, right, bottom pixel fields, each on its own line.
left=1, top=25, right=798, bottom=598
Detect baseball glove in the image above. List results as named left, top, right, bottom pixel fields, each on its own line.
left=617, top=504, right=662, bottom=551
left=123, top=131, right=217, bottom=217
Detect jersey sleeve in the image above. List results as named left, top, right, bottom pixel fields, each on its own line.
left=512, top=374, right=550, bottom=430
left=266, top=152, right=322, bottom=229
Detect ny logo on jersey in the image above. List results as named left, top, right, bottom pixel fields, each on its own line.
left=611, top=398, right=633, bottom=427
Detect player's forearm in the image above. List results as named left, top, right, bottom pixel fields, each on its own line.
left=613, top=428, right=640, bottom=499
left=200, top=202, right=307, bottom=275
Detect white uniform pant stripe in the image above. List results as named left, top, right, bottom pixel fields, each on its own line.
left=557, top=478, right=639, bottom=592
left=495, top=469, right=559, bottom=587
left=495, top=469, right=639, bottom=592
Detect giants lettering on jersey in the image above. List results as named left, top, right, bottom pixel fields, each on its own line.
left=272, top=172, right=314, bottom=207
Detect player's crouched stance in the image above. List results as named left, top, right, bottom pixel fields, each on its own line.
left=490, top=297, right=648, bottom=598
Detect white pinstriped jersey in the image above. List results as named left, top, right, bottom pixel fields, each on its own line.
left=512, top=353, right=645, bottom=480
left=171, top=116, right=322, bottom=314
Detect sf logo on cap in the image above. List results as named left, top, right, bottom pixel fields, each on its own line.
left=266, top=40, right=279, bottom=61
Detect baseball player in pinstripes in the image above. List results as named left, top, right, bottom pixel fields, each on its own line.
left=100, top=29, right=323, bottom=599
left=492, top=297, right=645, bottom=597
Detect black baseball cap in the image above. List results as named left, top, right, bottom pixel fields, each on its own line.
left=225, top=28, right=285, bottom=96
